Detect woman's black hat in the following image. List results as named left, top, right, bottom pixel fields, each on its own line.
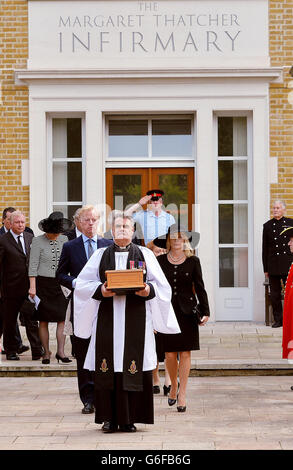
left=38, top=211, right=73, bottom=234
left=153, top=223, right=200, bottom=249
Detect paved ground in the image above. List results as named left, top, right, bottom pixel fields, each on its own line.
left=1, top=375, right=293, bottom=450
left=1, top=322, right=293, bottom=450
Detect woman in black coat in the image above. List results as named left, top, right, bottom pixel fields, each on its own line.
left=153, top=224, right=209, bottom=412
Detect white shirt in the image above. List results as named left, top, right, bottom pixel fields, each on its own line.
left=133, top=210, right=175, bottom=245
left=10, top=230, right=26, bottom=254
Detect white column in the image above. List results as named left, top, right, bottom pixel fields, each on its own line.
left=252, top=95, right=270, bottom=321
left=196, top=103, right=216, bottom=321
left=85, top=107, right=106, bottom=219
left=29, top=102, right=48, bottom=234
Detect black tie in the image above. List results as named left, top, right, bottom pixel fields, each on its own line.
left=17, top=235, right=24, bottom=253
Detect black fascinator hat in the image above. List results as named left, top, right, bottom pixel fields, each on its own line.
left=153, top=223, right=200, bottom=249
left=38, top=211, right=73, bottom=234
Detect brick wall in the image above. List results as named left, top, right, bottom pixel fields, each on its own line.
left=269, top=0, right=293, bottom=216
left=0, top=0, right=29, bottom=223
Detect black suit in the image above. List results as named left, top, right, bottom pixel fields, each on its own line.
left=262, top=216, right=293, bottom=323
left=56, top=235, right=113, bottom=406
left=0, top=231, right=42, bottom=356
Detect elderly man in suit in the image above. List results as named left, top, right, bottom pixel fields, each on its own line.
left=56, top=205, right=113, bottom=414
left=262, top=200, right=293, bottom=328
left=0, top=211, right=42, bottom=360
left=0, top=207, right=35, bottom=355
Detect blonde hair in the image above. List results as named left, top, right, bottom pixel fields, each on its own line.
left=166, top=231, right=194, bottom=258
left=79, top=205, right=102, bottom=235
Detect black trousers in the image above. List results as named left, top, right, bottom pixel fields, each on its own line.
left=2, top=296, right=42, bottom=355
left=0, top=298, right=22, bottom=349
left=269, top=275, right=288, bottom=323
left=73, top=335, right=94, bottom=405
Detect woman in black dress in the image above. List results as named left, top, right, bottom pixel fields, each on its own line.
left=153, top=224, right=209, bottom=412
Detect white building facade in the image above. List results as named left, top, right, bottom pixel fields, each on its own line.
left=16, top=0, right=283, bottom=322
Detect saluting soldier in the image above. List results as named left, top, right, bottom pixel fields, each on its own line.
left=262, top=200, right=293, bottom=328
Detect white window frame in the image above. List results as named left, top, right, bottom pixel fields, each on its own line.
left=47, top=113, right=86, bottom=216
left=215, top=111, right=253, bottom=290
left=105, top=114, right=195, bottom=165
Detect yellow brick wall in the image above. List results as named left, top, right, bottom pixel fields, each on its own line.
left=0, top=1, right=29, bottom=223
left=269, top=0, right=293, bottom=216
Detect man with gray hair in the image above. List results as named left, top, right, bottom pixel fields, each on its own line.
left=0, top=211, right=42, bottom=359
left=262, top=200, right=293, bottom=327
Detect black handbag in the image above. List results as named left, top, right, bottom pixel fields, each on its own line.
left=192, top=304, right=203, bottom=324
left=19, top=298, right=38, bottom=321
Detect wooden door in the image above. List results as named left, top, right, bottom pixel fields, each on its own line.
left=106, top=167, right=194, bottom=229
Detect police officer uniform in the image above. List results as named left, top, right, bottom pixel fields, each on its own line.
left=262, top=216, right=293, bottom=327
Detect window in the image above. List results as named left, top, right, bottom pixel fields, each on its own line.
left=217, top=116, right=249, bottom=288
left=51, top=117, right=84, bottom=219
left=107, top=115, right=193, bottom=159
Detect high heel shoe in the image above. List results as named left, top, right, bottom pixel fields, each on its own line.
left=177, top=405, right=186, bottom=412
left=168, top=397, right=176, bottom=406
left=168, top=382, right=179, bottom=406
left=163, top=385, right=171, bottom=396
left=42, top=358, right=50, bottom=364
left=55, top=353, right=72, bottom=364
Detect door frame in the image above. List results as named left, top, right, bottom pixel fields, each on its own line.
left=106, top=167, right=195, bottom=230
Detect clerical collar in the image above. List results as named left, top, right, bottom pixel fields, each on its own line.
left=114, top=243, right=131, bottom=252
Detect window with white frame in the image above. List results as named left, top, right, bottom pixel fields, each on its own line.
left=106, top=115, right=194, bottom=160
left=217, top=116, right=249, bottom=288
left=51, top=117, right=84, bottom=219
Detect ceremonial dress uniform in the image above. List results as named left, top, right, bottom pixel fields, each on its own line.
left=262, top=216, right=293, bottom=326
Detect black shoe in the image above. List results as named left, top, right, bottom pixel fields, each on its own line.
left=177, top=405, right=186, bottom=412
left=6, top=353, right=20, bottom=361
left=168, top=397, right=177, bottom=406
left=17, top=345, right=30, bottom=354
left=272, top=322, right=282, bottom=328
left=119, top=424, right=137, bottom=433
left=1, top=349, right=6, bottom=355
left=82, top=403, right=95, bottom=414
left=290, top=386, right=293, bottom=391
left=163, top=385, right=171, bottom=396
left=102, top=421, right=117, bottom=433
left=55, top=353, right=72, bottom=363
left=153, top=385, right=160, bottom=394
left=42, top=358, right=50, bottom=364
left=168, top=382, right=179, bottom=406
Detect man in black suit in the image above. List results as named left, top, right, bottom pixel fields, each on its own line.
left=57, top=205, right=113, bottom=413
left=0, top=207, right=34, bottom=355
left=0, top=211, right=42, bottom=360
left=262, top=200, right=293, bottom=327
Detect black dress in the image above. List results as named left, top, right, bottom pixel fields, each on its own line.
left=157, top=254, right=210, bottom=352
